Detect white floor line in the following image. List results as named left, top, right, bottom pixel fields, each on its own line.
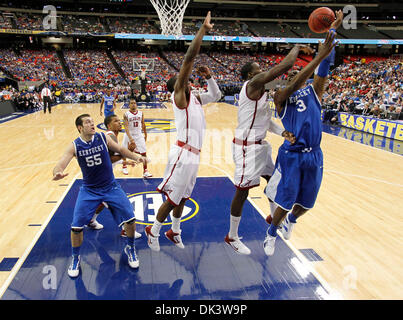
left=0, top=161, right=58, bottom=172
left=0, top=173, right=79, bottom=299
left=325, top=169, right=403, bottom=188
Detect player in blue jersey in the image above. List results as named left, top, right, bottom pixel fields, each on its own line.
left=88, top=114, right=142, bottom=239
left=263, top=11, right=342, bottom=256
left=100, top=88, right=117, bottom=118
left=52, top=114, right=148, bottom=277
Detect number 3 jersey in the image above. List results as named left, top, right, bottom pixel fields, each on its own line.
left=73, top=132, right=114, bottom=188
left=279, top=84, right=323, bottom=152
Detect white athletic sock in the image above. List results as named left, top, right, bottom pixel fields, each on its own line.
left=229, top=215, right=241, bottom=239
left=151, top=220, right=162, bottom=237
left=171, top=216, right=181, bottom=234
left=269, top=201, right=277, bottom=218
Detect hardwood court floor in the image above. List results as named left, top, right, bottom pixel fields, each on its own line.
left=0, top=102, right=401, bottom=300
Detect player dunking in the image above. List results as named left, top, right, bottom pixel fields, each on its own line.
left=145, top=12, right=221, bottom=251
left=264, top=12, right=342, bottom=256
left=122, top=98, right=152, bottom=178
left=225, top=44, right=312, bottom=255
left=88, top=114, right=142, bottom=239
left=52, top=114, right=148, bottom=277
left=100, top=88, right=117, bottom=118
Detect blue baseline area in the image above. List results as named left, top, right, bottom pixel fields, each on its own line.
left=1, top=177, right=327, bottom=300
left=0, top=108, right=42, bottom=124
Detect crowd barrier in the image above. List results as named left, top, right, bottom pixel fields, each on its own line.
left=0, top=101, right=17, bottom=117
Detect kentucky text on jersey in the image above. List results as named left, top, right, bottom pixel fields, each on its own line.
left=77, top=144, right=105, bottom=157
left=74, top=132, right=114, bottom=187
left=282, top=84, right=322, bottom=151
left=287, top=87, right=311, bottom=104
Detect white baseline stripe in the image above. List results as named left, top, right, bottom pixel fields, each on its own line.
left=325, top=169, right=403, bottom=188
left=0, top=173, right=79, bottom=298
left=0, top=161, right=58, bottom=172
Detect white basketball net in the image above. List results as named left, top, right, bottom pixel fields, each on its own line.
left=150, top=0, right=190, bottom=36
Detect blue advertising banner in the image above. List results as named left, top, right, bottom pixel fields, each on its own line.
left=1, top=27, right=401, bottom=44
left=115, top=33, right=403, bottom=45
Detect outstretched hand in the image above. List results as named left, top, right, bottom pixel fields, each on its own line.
left=282, top=131, right=296, bottom=144
left=137, top=156, right=150, bottom=165
left=202, top=11, right=214, bottom=32
left=318, top=30, right=338, bottom=59
left=298, top=45, right=315, bottom=56
left=124, top=160, right=136, bottom=167
left=330, top=10, right=344, bottom=30
left=53, top=172, right=68, bottom=181
left=196, top=66, right=211, bottom=79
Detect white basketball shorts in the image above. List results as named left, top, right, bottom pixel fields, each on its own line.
left=232, top=139, right=275, bottom=189
left=122, top=132, right=147, bottom=155
left=157, top=144, right=200, bottom=206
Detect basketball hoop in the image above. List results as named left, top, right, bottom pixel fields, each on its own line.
left=149, top=0, right=190, bottom=36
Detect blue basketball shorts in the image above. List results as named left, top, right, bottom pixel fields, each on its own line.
left=265, top=145, right=323, bottom=211
left=71, top=180, right=134, bottom=228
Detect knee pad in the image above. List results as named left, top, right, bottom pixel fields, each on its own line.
left=71, top=227, right=83, bottom=234
left=125, top=218, right=136, bottom=225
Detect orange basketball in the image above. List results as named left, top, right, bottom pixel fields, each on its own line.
left=308, top=7, right=336, bottom=33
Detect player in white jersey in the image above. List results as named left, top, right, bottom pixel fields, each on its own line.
left=145, top=12, right=221, bottom=252
left=88, top=114, right=142, bottom=239
left=122, top=98, right=152, bottom=178
left=225, top=44, right=313, bottom=255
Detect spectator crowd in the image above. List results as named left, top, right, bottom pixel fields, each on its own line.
left=323, top=56, right=403, bottom=122
left=0, top=45, right=402, bottom=122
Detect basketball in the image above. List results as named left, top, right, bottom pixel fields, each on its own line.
left=308, top=7, right=336, bottom=33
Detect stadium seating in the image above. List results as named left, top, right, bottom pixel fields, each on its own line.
left=0, top=8, right=402, bottom=40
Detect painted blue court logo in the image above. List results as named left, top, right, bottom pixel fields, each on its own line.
left=127, top=191, right=199, bottom=225
left=97, top=119, right=175, bottom=133
left=1, top=177, right=329, bottom=300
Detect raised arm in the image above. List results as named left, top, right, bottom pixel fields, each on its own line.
left=52, top=143, right=75, bottom=180
left=106, top=132, right=123, bottom=163
left=174, top=11, right=214, bottom=109
left=312, top=10, right=343, bottom=101
left=105, top=134, right=146, bottom=164
left=273, top=31, right=337, bottom=115
left=247, top=45, right=313, bottom=100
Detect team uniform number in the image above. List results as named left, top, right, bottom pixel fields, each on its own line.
left=85, top=154, right=102, bottom=167
left=296, top=99, right=307, bottom=112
